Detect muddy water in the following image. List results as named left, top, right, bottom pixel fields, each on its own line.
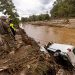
left=22, top=24, right=75, bottom=46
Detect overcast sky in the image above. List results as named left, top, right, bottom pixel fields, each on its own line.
left=13, top=0, right=56, bottom=17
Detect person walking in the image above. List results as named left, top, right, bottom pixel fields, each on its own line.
left=9, top=19, right=16, bottom=36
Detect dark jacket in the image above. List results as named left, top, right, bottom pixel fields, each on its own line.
left=0, top=20, right=9, bottom=34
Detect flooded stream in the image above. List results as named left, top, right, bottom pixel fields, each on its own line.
left=22, top=24, right=75, bottom=46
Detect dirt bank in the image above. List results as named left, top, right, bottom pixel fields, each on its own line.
left=0, top=28, right=56, bottom=75
left=27, top=19, right=75, bottom=29
left=0, top=27, right=74, bottom=75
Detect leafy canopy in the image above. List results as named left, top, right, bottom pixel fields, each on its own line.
left=0, top=0, right=19, bottom=25
left=51, top=0, right=75, bottom=18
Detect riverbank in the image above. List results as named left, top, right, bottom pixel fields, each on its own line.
left=0, top=27, right=74, bottom=75
left=0, top=28, right=59, bottom=75
left=26, top=18, right=75, bottom=29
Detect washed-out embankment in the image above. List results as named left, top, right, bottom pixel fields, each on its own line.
left=0, top=22, right=74, bottom=75
left=26, top=18, right=75, bottom=29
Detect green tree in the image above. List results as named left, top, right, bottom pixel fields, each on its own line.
left=0, top=0, right=19, bottom=26
left=51, top=0, right=75, bottom=18
left=21, top=17, right=28, bottom=22
left=21, top=14, right=50, bottom=22
left=44, top=14, right=50, bottom=20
